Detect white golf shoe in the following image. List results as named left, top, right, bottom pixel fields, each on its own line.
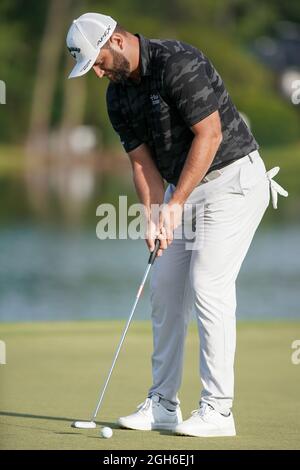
left=118, top=395, right=182, bottom=431
left=174, top=403, right=236, bottom=437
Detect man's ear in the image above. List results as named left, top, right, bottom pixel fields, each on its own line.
left=110, top=33, right=124, bottom=51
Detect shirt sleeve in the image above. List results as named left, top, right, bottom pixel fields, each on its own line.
left=106, top=85, right=142, bottom=153
left=163, top=50, right=219, bottom=127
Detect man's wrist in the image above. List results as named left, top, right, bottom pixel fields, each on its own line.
left=169, top=194, right=186, bottom=207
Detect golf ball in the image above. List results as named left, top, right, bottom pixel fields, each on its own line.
left=101, top=426, right=113, bottom=439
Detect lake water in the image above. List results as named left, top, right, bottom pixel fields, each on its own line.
left=0, top=224, right=299, bottom=322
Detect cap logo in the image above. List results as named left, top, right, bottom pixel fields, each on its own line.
left=68, top=46, right=81, bottom=59
left=97, top=25, right=111, bottom=46
left=81, top=59, right=92, bottom=72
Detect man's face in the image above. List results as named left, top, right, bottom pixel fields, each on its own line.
left=92, top=44, right=130, bottom=83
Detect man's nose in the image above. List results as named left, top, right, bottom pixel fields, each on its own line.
left=93, top=66, right=105, bottom=78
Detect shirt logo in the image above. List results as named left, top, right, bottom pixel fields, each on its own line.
left=150, top=94, right=160, bottom=105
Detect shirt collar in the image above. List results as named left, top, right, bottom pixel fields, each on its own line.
left=135, top=33, right=151, bottom=77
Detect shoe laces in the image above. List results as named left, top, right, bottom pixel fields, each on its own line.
left=191, top=403, right=214, bottom=418
left=137, top=398, right=152, bottom=413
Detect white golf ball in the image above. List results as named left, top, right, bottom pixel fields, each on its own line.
left=101, top=426, right=113, bottom=439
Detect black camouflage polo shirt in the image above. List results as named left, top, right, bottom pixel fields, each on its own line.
left=106, top=34, right=259, bottom=185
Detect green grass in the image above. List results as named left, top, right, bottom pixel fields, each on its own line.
left=0, top=320, right=300, bottom=450
left=0, top=145, right=26, bottom=176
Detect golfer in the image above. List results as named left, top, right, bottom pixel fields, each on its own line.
left=66, top=13, right=288, bottom=437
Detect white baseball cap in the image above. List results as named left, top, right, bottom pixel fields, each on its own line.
left=66, top=13, right=117, bottom=79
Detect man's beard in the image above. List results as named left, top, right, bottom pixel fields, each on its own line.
left=104, top=48, right=131, bottom=83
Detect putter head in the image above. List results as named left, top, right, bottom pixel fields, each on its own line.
left=71, top=420, right=97, bottom=429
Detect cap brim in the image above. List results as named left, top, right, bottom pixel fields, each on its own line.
left=68, top=50, right=99, bottom=79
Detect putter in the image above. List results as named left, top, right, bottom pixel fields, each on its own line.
left=71, top=239, right=160, bottom=429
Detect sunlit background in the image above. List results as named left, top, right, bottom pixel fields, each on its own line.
left=0, top=0, right=299, bottom=322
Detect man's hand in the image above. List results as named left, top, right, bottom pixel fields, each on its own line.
left=146, top=202, right=183, bottom=257
left=145, top=218, right=159, bottom=253
left=159, top=202, right=183, bottom=244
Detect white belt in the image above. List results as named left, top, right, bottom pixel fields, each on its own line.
left=266, top=166, right=288, bottom=209
left=203, top=151, right=258, bottom=183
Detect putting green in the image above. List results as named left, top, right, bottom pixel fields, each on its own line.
left=0, top=320, right=299, bottom=450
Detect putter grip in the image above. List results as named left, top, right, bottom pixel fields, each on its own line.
left=148, top=239, right=160, bottom=265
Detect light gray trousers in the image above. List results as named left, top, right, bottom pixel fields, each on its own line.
left=148, top=151, right=286, bottom=414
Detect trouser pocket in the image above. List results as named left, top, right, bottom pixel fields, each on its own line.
left=238, top=158, right=266, bottom=196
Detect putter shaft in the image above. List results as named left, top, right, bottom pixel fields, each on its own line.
left=91, top=240, right=160, bottom=421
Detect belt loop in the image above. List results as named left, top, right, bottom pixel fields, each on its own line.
left=248, top=153, right=254, bottom=164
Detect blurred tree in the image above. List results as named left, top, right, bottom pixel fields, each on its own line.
left=0, top=0, right=47, bottom=142
left=0, top=0, right=299, bottom=149
left=26, top=0, right=74, bottom=156
left=58, top=0, right=88, bottom=155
